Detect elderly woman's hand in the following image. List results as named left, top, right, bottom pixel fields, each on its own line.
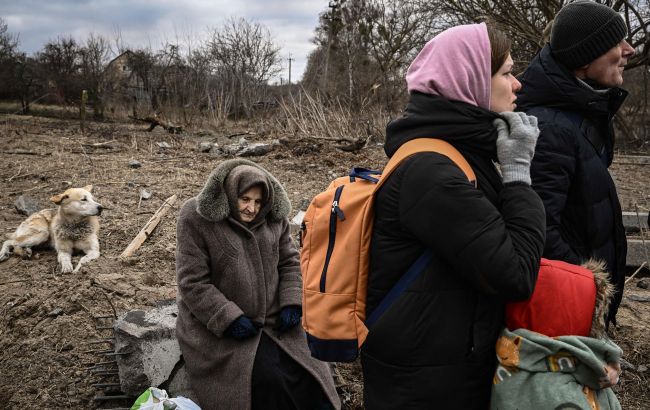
left=493, top=112, right=540, bottom=185
left=225, top=315, right=262, bottom=339
left=275, top=305, right=302, bottom=333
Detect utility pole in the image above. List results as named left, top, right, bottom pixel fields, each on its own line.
left=287, top=55, right=294, bottom=85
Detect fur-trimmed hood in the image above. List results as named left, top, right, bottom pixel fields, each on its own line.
left=583, top=259, right=614, bottom=339
left=196, top=159, right=291, bottom=222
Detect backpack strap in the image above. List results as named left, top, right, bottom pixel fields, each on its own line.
left=365, top=249, right=433, bottom=327
left=377, top=138, right=476, bottom=189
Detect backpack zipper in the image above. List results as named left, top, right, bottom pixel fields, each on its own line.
left=320, top=185, right=345, bottom=292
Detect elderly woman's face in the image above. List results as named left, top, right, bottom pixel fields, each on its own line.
left=237, top=185, right=263, bottom=223
left=489, top=54, right=522, bottom=113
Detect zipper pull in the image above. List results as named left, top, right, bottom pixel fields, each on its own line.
left=331, top=200, right=345, bottom=221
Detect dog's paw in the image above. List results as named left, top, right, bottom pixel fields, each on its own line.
left=20, top=248, right=33, bottom=259
left=60, top=262, right=74, bottom=274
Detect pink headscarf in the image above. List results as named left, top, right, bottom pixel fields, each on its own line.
left=406, top=23, right=491, bottom=110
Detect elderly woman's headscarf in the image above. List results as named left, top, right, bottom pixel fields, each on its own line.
left=223, top=164, right=273, bottom=225
left=405, top=23, right=491, bottom=110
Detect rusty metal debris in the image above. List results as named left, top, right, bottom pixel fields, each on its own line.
left=87, top=313, right=134, bottom=404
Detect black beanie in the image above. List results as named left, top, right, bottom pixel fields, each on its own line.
left=550, top=1, right=627, bottom=69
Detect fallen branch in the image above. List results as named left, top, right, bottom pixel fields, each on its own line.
left=226, top=131, right=255, bottom=139
left=150, top=156, right=194, bottom=162
left=625, top=262, right=648, bottom=284
left=0, top=279, right=32, bottom=286
left=1, top=149, right=51, bottom=156
left=81, top=140, right=117, bottom=149
left=119, top=194, right=178, bottom=258
left=70, top=149, right=124, bottom=155
left=90, top=278, right=131, bottom=298
left=7, top=165, right=23, bottom=182
left=7, top=184, right=51, bottom=196
left=129, top=115, right=183, bottom=134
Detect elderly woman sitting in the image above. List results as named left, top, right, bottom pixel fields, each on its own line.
left=175, top=159, right=340, bottom=410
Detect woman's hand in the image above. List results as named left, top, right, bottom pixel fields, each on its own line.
left=225, top=315, right=262, bottom=339
left=493, top=112, right=540, bottom=185
left=275, top=305, right=302, bottom=333
left=599, top=362, right=622, bottom=388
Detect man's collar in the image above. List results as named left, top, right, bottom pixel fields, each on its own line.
left=575, top=77, right=610, bottom=95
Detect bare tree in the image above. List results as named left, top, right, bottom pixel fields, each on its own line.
left=0, top=18, right=18, bottom=60
left=205, top=17, right=281, bottom=118
left=426, top=0, right=648, bottom=68
left=0, top=18, right=19, bottom=98
left=303, top=0, right=441, bottom=110
left=37, top=36, right=82, bottom=104
left=303, top=0, right=376, bottom=106
left=363, top=0, right=442, bottom=109
left=80, top=33, right=111, bottom=118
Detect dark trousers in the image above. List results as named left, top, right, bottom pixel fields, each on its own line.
left=251, top=332, right=330, bottom=410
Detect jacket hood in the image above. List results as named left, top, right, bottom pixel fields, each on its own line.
left=196, top=159, right=291, bottom=223
left=582, top=259, right=614, bottom=339
left=505, top=258, right=614, bottom=339
left=516, top=44, right=627, bottom=119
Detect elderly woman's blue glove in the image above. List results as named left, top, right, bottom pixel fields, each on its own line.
left=276, top=306, right=302, bottom=333
left=225, top=315, right=261, bottom=339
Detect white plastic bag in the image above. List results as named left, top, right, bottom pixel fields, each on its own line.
left=131, top=387, right=201, bottom=410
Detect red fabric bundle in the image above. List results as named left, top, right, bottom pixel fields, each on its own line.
left=506, top=258, right=596, bottom=337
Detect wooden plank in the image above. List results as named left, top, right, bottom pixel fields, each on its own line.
left=119, top=194, right=177, bottom=258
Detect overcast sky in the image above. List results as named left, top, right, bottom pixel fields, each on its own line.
left=2, top=0, right=327, bottom=83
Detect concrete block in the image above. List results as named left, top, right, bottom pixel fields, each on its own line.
left=622, top=211, right=648, bottom=231
left=627, top=239, right=650, bottom=267
left=114, top=301, right=192, bottom=398
left=237, top=142, right=274, bottom=157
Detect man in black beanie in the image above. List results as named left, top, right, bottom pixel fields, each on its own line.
left=516, top=0, right=635, bottom=327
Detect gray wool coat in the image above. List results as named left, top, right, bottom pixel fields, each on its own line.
left=175, top=159, right=340, bottom=410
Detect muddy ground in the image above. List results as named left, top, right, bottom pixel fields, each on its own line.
left=0, top=113, right=648, bottom=409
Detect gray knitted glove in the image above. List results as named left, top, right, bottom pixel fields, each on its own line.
left=493, top=112, right=540, bottom=185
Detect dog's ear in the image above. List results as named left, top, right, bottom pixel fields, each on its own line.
left=82, top=185, right=93, bottom=192
left=50, top=194, right=68, bottom=205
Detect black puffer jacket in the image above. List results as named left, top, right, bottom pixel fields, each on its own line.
left=361, top=93, right=545, bottom=409
left=516, top=44, right=628, bottom=324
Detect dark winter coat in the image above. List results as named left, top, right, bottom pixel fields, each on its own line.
left=175, top=159, right=340, bottom=410
left=361, top=93, right=546, bottom=409
left=516, top=44, right=628, bottom=323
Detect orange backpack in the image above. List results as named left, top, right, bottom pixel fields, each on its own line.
left=300, top=138, right=476, bottom=362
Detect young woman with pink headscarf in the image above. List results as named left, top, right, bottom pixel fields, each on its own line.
left=361, top=23, right=546, bottom=408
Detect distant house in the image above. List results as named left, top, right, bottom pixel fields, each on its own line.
left=103, top=50, right=149, bottom=102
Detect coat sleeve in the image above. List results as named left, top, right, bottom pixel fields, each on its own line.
left=175, top=200, right=244, bottom=337
left=399, top=154, right=545, bottom=301
left=530, top=123, right=581, bottom=264
left=276, top=219, right=302, bottom=308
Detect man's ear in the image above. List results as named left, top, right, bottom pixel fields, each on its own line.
left=82, top=185, right=93, bottom=192
left=573, top=64, right=589, bottom=80
left=50, top=194, right=68, bottom=205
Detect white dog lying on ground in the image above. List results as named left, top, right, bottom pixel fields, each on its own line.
left=0, top=185, right=103, bottom=273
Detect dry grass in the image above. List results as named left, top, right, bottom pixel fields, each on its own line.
left=279, top=89, right=389, bottom=144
